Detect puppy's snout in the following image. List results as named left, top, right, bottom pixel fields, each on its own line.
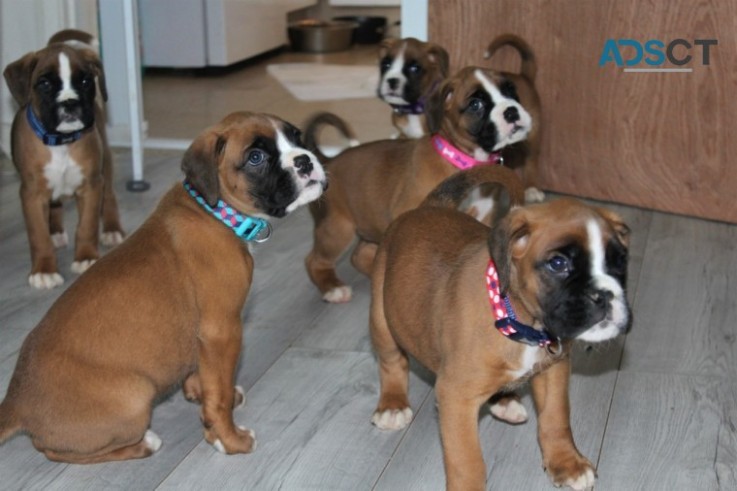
left=503, top=106, right=520, bottom=123
left=294, top=154, right=314, bottom=176
left=387, top=78, right=400, bottom=90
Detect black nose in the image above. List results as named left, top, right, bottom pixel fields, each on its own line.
left=60, top=99, right=80, bottom=110
left=503, top=106, right=520, bottom=123
left=387, top=78, right=400, bottom=90
left=589, top=290, right=614, bottom=306
left=294, top=154, right=313, bottom=176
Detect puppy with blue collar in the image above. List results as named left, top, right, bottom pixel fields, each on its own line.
left=369, top=170, right=631, bottom=490
left=4, top=30, right=125, bottom=289
left=0, top=112, right=326, bottom=463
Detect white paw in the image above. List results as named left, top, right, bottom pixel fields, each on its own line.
left=371, top=407, right=413, bottom=430
left=143, top=430, right=163, bottom=452
left=101, top=231, right=124, bottom=247
left=212, top=438, right=226, bottom=454
left=524, top=186, right=546, bottom=203
left=323, top=286, right=352, bottom=303
left=71, top=259, right=96, bottom=274
left=51, top=232, right=69, bottom=249
left=28, top=272, right=64, bottom=289
left=565, top=467, right=596, bottom=491
left=234, top=386, right=246, bottom=409
left=237, top=425, right=257, bottom=451
left=489, top=398, right=528, bottom=424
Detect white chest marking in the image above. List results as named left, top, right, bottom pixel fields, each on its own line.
left=44, top=146, right=84, bottom=200
left=402, top=114, right=425, bottom=138
left=56, top=53, right=78, bottom=103
left=509, top=345, right=541, bottom=379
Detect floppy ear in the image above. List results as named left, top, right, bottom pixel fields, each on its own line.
left=424, top=78, right=454, bottom=134
left=3, top=51, right=38, bottom=106
left=426, top=43, right=450, bottom=77
left=80, top=49, right=108, bottom=102
left=597, top=207, right=630, bottom=247
left=378, top=38, right=397, bottom=60
left=181, top=132, right=226, bottom=207
left=488, top=208, right=530, bottom=295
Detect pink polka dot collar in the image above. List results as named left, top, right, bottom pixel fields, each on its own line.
left=485, top=258, right=558, bottom=350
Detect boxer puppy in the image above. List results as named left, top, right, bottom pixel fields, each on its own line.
left=370, top=176, right=631, bottom=490
left=377, top=37, right=449, bottom=138
left=305, top=66, right=532, bottom=303
left=484, top=33, right=544, bottom=202
left=4, top=30, right=124, bottom=289
left=0, top=112, right=326, bottom=463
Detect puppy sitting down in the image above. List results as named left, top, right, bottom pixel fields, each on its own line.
left=0, top=112, right=326, bottom=463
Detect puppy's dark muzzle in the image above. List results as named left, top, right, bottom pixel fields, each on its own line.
left=294, top=154, right=314, bottom=177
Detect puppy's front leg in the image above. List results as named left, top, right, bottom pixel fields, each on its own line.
left=436, top=380, right=487, bottom=491
left=19, top=186, right=63, bottom=288
left=71, top=171, right=102, bottom=274
left=531, top=358, right=595, bottom=491
left=197, top=315, right=256, bottom=455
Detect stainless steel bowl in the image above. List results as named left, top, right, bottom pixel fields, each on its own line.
left=288, top=20, right=359, bottom=53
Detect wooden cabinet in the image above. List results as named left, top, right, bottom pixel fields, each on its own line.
left=429, top=0, right=737, bottom=223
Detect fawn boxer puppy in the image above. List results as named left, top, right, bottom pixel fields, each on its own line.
left=0, top=112, right=326, bottom=463
left=4, top=30, right=124, bottom=289
left=377, top=37, right=449, bottom=138
left=370, top=174, right=630, bottom=490
left=305, top=66, right=533, bottom=303
left=484, top=33, right=544, bottom=202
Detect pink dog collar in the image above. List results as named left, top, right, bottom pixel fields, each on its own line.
left=432, top=134, right=502, bottom=170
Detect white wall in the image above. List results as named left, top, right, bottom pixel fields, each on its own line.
left=0, top=0, right=97, bottom=155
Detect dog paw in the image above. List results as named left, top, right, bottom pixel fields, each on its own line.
left=51, top=232, right=69, bottom=249
left=489, top=397, right=528, bottom=424
left=28, top=272, right=64, bottom=289
left=143, top=430, right=163, bottom=453
left=545, top=454, right=596, bottom=490
left=101, top=231, right=125, bottom=247
left=323, top=286, right=352, bottom=303
left=211, top=426, right=257, bottom=454
left=371, top=407, right=413, bottom=430
left=524, top=187, right=546, bottom=203
left=71, top=259, right=96, bottom=274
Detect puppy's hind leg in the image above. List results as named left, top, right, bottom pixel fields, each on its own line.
left=351, top=240, right=378, bottom=277
left=48, top=201, right=68, bottom=249
left=41, top=430, right=162, bottom=463
left=305, top=204, right=356, bottom=303
left=370, top=251, right=412, bottom=430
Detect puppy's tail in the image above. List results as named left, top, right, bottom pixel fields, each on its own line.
left=422, top=166, right=525, bottom=226
left=484, top=34, right=537, bottom=82
left=0, top=401, right=22, bottom=444
left=47, top=29, right=100, bottom=53
left=303, top=112, right=359, bottom=164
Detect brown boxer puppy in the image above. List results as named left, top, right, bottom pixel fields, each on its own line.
left=377, top=37, right=449, bottom=138
left=0, top=112, right=326, bottom=463
left=370, top=178, right=631, bottom=490
left=4, top=30, right=124, bottom=289
left=484, top=33, right=544, bottom=202
left=305, top=66, right=534, bottom=303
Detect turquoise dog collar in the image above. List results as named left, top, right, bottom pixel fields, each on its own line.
left=184, top=180, right=272, bottom=242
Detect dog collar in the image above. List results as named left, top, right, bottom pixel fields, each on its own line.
left=485, top=259, right=559, bottom=351
left=26, top=104, right=93, bottom=146
left=390, top=79, right=442, bottom=115
left=184, top=180, right=272, bottom=243
left=432, top=135, right=502, bottom=170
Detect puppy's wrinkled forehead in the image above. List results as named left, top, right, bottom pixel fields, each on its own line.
left=218, top=115, right=301, bottom=156
left=451, top=68, right=518, bottom=104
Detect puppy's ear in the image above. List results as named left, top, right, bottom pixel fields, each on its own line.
left=79, top=49, right=108, bottom=102
left=181, top=132, right=226, bottom=207
left=489, top=208, right=530, bottom=294
left=378, top=38, right=397, bottom=59
left=3, top=52, right=38, bottom=106
left=426, top=43, right=450, bottom=77
left=425, top=78, right=454, bottom=134
left=597, top=207, right=630, bottom=247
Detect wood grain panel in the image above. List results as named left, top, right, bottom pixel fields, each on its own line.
left=429, top=0, right=737, bottom=223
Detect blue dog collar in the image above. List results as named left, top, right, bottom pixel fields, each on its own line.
left=184, top=180, right=272, bottom=243
left=26, top=104, right=92, bottom=146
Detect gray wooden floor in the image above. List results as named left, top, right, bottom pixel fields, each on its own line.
left=0, top=147, right=735, bottom=491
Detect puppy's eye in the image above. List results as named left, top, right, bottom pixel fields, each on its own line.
left=36, top=78, right=53, bottom=92
left=546, top=255, right=571, bottom=275
left=467, top=98, right=485, bottom=113
left=380, top=58, right=392, bottom=71
left=246, top=149, right=268, bottom=166
left=80, top=76, right=94, bottom=89
left=407, top=62, right=421, bottom=74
